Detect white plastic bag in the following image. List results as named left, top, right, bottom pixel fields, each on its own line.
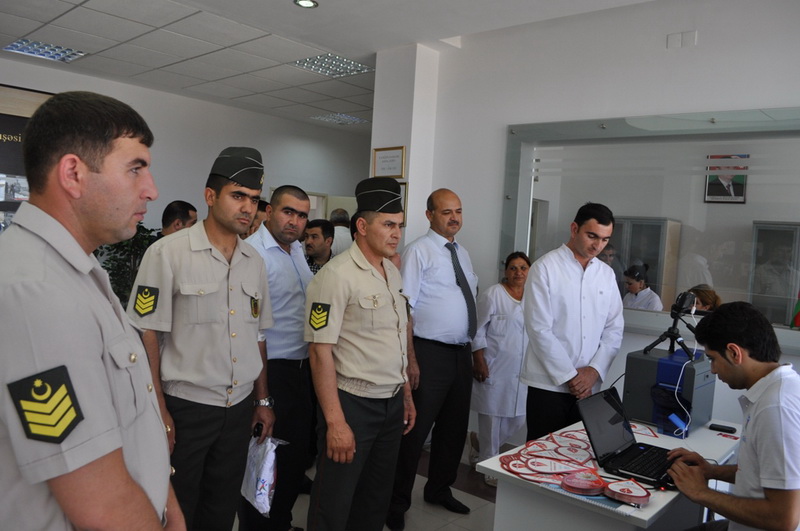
left=241, top=436, right=286, bottom=515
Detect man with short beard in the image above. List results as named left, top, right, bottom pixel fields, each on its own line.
left=239, top=185, right=312, bottom=531
left=388, top=189, right=479, bottom=529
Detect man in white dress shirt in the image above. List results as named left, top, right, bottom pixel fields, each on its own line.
left=239, top=185, right=312, bottom=531
left=521, top=202, right=624, bottom=441
left=329, top=208, right=352, bottom=257
left=388, top=189, right=479, bottom=529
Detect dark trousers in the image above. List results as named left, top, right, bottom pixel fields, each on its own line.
left=525, top=387, right=581, bottom=441
left=389, top=338, right=472, bottom=515
left=238, top=359, right=312, bottom=531
left=165, top=394, right=252, bottom=531
left=307, top=390, right=404, bottom=531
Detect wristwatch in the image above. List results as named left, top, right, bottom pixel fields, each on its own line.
left=254, top=396, right=274, bottom=408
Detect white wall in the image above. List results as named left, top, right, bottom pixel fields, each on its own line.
left=1, top=57, right=370, bottom=229
left=427, top=0, right=800, bottom=290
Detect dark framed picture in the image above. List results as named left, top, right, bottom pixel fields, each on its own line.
left=704, top=154, right=749, bottom=204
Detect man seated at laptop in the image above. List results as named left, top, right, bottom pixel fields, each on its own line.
left=667, top=302, right=800, bottom=531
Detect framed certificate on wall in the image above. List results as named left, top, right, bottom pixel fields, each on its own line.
left=373, top=146, right=405, bottom=179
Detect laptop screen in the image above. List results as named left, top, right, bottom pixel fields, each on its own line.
left=578, top=387, right=636, bottom=463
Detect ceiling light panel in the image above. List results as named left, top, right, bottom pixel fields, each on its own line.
left=3, top=39, right=86, bottom=63
left=293, top=53, right=374, bottom=78
left=310, top=113, right=370, bottom=125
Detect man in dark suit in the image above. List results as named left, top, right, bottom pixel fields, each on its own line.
left=706, top=156, right=747, bottom=198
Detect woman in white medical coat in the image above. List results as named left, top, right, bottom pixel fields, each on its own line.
left=470, top=251, right=530, bottom=485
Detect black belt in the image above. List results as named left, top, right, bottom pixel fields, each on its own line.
left=268, top=358, right=308, bottom=368
left=414, top=336, right=469, bottom=350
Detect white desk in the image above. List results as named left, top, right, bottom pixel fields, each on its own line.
left=477, top=420, right=740, bottom=531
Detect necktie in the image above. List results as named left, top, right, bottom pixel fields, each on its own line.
left=725, top=183, right=732, bottom=195
left=445, top=242, right=477, bottom=340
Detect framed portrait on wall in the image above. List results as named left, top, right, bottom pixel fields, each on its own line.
left=704, top=154, right=749, bottom=204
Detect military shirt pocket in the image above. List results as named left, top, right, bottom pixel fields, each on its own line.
left=240, top=282, right=262, bottom=322
left=106, top=336, right=149, bottom=428
left=179, top=282, right=221, bottom=323
left=358, top=294, right=389, bottom=330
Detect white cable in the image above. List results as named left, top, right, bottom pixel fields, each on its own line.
left=673, top=312, right=699, bottom=439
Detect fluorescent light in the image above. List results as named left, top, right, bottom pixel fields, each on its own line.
left=294, top=0, right=318, bottom=7
left=293, top=53, right=373, bottom=78
left=309, top=113, right=370, bottom=125
left=3, top=39, right=86, bottom=63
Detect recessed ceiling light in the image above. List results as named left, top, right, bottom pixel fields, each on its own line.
left=293, top=53, right=373, bottom=78
left=294, top=0, right=318, bottom=8
left=3, top=39, right=86, bottom=63
left=309, top=113, right=370, bottom=125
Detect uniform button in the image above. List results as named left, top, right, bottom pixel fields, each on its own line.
left=227, top=401, right=232, bottom=407
left=227, top=388, right=233, bottom=395
left=198, top=289, right=205, bottom=295
left=147, top=383, right=153, bottom=392
left=230, top=285, right=234, bottom=291
left=129, top=353, right=137, bottom=363
left=230, top=309, right=235, bottom=315
left=231, top=332, right=237, bottom=338
left=170, top=466, right=176, bottom=476
left=233, top=380, right=238, bottom=385
left=232, top=357, right=237, bottom=363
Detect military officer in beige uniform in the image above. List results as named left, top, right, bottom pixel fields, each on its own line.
left=129, top=147, right=273, bottom=530
left=304, top=177, right=416, bottom=531
left=0, top=92, right=184, bottom=529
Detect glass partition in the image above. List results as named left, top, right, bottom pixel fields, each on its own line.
left=501, top=109, right=800, bottom=347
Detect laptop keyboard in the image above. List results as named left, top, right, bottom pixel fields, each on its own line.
left=622, top=446, right=671, bottom=478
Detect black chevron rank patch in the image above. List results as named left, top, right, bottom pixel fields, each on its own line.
left=309, top=303, right=330, bottom=331
left=134, top=286, right=159, bottom=317
left=8, top=366, right=84, bottom=443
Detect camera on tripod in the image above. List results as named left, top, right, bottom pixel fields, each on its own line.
left=671, top=291, right=697, bottom=318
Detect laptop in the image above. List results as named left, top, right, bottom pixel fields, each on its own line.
left=577, top=387, right=675, bottom=489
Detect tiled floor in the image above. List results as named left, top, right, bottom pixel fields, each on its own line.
left=286, top=472, right=496, bottom=531
left=238, top=436, right=500, bottom=531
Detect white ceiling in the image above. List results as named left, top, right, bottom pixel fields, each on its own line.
left=0, top=0, right=653, bottom=134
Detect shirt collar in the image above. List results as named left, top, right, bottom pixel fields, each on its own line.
left=251, top=223, right=305, bottom=257
left=741, top=364, right=793, bottom=406
left=426, top=228, right=458, bottom=249
left=348, top=240, right=389, bottom=276
left=11, top=202, right=97, bottom=275
left=557, top=243, right=599, bottom=268
left=188, top=220, right=255, bottom=258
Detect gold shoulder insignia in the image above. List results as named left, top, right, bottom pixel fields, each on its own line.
left=134, top=286, right=159, bottom=317
left=7, top=366, right=84, bottom=443
left=309, top=303, right=330, bottom=331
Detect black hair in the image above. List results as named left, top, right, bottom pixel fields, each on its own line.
left=270, top=185, right=309, bottom=206
left=23, top=91, right=153, bottom=194
left=505, top=251, right=531, bottom=268
left=694, top=301, right=781, bottom=363
left=205, top=174, right=229, bottom=195
left=624, top=264, right=649, bottom=284
left=574, top=202, right=614, bottom=228
left=307, top=219, right=334, bottom=241
left=162, top=200, right=197, bottom=227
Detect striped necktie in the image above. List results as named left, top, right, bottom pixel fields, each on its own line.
left=445, top=242, right=477, bottom=340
